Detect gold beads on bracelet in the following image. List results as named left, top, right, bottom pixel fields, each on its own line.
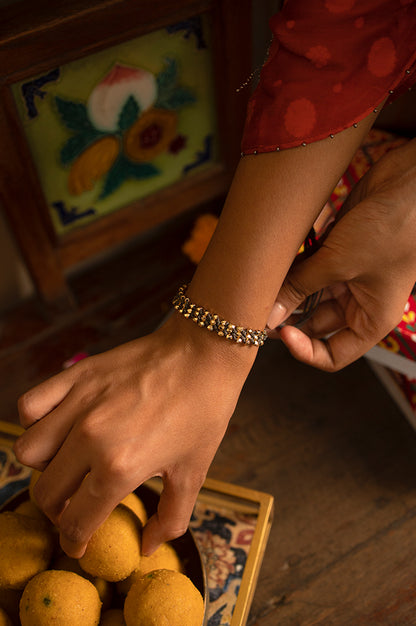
left=172, top=285, right=267, bottom=347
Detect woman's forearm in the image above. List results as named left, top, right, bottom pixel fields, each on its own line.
left=186, top=112, right=379, bottom=330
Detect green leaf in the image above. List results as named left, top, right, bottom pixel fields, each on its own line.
left=100, top=157, right=127, bottom=198
left=100, top=156, right=159, bottom=199
left=60, top=130, right=104, bottom=165
left=127, top=161, right=160, bottom=179
left=118, top=95, right=140, bottom=131
left=55, top=96, right=96, bottom=133
left=157, top=86, right=196, bottom=110
left=155, top=59, right=195, bottom=110
left=156, top=58, right=178, bottom=94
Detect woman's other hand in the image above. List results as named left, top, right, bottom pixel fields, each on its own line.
left=267, top=139, right=416, bottom=371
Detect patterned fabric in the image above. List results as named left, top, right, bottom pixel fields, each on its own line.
left=0, top=446, right=31, bottom=506
left=379, top=294, right=416, bottom=362
left=394, top=370, right=416, bottom=412
left=190, top=504, right=256, bottom=625
left=242, top=0, right=416, bottom=153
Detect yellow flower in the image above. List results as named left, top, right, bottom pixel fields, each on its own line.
left=124, top=108, right=177, bottom=162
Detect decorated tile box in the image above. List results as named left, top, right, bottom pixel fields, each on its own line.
left=0, top=421, right=273, bottom=626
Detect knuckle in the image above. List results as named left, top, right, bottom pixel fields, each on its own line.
left=17, top=392, right=36, bottom=422
left=13, top=437, right=33, bottom=465
left=367, top=310, right=402, bottom=343
left=76, top=388, right=100, bottom=414
left=75, top=413, right=101, bottom=444
left=88, top=458, right=130, bottom=501
left=172, top=471, right=205, bottom=504
left=32, top=485, right=56, bottom=519
left=106, top=456, right=129, bottom=483
left=72, top=357, right=95, bottom=378
left=163, top=523, right=189, bottom=542
left=284, top=278, right=309, bottom=305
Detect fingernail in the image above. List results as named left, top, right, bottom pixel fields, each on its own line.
left=141, top=543, right=157, bottom=557
left=267, top=302, right=288, bottom=329
left=60, top=536, right=86, bottom=559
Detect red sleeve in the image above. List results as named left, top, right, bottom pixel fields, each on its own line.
left=241, top=0, right=416, bottom=155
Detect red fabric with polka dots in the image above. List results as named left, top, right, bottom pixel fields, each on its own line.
left=241, top=0, right=416, bottom=154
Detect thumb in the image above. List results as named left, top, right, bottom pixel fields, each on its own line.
left=267, top=250, right=334, bottom=329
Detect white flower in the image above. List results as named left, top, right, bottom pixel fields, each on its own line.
left=87, top=64, right=157, bottom=132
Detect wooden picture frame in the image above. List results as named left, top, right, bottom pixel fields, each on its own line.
left=0, top=0, right=252, bottom=307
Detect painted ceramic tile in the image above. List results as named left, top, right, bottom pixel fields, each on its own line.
left=12, top=16, right=218, bottom=235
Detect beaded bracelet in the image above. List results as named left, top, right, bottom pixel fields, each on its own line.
left=172, top=284, right=267, bottom=347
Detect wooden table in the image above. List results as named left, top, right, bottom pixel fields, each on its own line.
left=1, top=214, right=416, bottom=625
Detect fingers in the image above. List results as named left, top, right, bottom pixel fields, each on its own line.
left=31, top=449, right=90, bottom=528
left=267, top=250, right=338, bottom=329
left=292, top=299, right=347, bottom=338
left=142, top=473, right=204, bottom=556
left=36, top=456, right=203, bottom=559
left=57, top=471, right=126, bottom=558
left=279, top=324, right=379, bottom=372
left=35, top=443, right=131, bottom=558
left=13, top=390, right=83, bottom=470
left=17, top=367, right=76, bottom=428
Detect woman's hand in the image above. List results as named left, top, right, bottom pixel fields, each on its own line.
left=12, top=111, right=382, bottom=555
left=267, top=139, right=416, bottom=371
left=13, top=314, right=255, bottom=558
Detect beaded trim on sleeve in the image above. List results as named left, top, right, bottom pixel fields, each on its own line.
left=172, top=284, right=267, bottom=347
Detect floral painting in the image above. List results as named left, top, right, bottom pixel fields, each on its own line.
left=57, top=59, right=195, bottom=199
left=12, top=16, right=218, bottom=235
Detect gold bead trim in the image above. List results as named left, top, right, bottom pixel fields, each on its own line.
left=172, top=284, right=267, bottom=347
left=238, top=71, right=416, bottom=157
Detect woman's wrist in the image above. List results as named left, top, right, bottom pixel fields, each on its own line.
left=157, top=304, right=259, bottom=377
left=172, top=284, right=268, bottom=347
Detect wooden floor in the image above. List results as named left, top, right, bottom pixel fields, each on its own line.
left=2, top=208, right=416, bottom=625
